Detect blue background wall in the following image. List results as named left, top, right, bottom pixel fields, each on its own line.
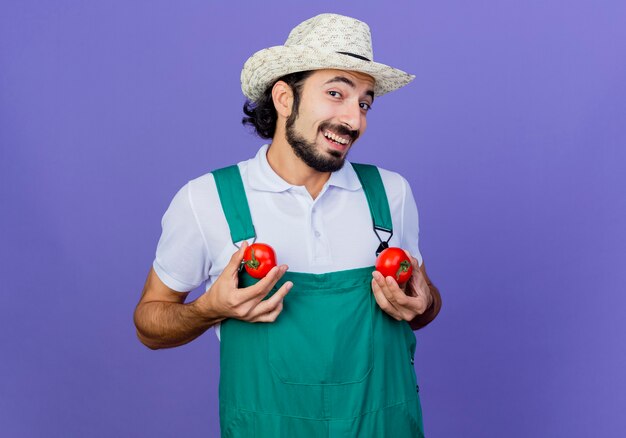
left=1, top=1, right=625, bottom=436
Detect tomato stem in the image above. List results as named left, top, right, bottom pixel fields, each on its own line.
left=245, top=248, right=260, bottom=270
left=395, top=260, right=411, bottom=281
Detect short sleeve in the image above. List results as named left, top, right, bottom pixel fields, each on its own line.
left=153, top=183, right=211, bottom=292
left=400, top=177, right=423, bottom=267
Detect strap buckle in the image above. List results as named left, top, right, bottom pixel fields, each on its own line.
left=373, top=226, right=393, bottom=256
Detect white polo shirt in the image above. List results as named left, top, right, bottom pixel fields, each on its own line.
left=154, top=144, right=422, bottom=294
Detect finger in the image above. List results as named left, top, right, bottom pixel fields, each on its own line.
left=373, top=270, right=404, bottom=306
left=372, top=270, right=392, bottom=296
left=414, top=272, right=428, bottom=293
left=411, top=274, right=431, bottom=308
left=402, top=250, right=422, bottom=286
left=403, top=257, right=424, bottom=297
left=269, top=280, right=292, bottom=302
left=239, top=264, right=289, bottom=302
left=402, top=250, right=420, bottom=268
left=247, top=281, right=293, bottom=318
left=374, top=278, right=426, bottom=320
left=386, top=276, right=417, bottom=309
left=374, top=271, right=426, bottom=316
left=225, top=241, right=248, bottom=278
left=371, top=278, right=402, bottom=320
left=407, top=297, right=429, bottom=318
left=397, top=289, right=430, bottom=317
left=407, top=265, right=427, bottom=296
left=251, top=300, right=284, bottom=323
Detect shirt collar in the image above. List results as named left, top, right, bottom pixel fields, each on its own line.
left=246, top=144, right=362, bottom=192
left=327, top=159, right=362, bottom=191
left=246, top=145, right=292, bottom=192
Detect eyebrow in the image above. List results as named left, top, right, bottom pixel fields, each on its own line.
left=324, top=76, right=375, bottom=101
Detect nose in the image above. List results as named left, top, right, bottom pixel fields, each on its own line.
left=339, top=100, right=364, bottom=133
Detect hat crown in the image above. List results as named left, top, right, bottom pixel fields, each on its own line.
left=285, top=13, right=374, bottom=61
left=241, top=13, right=414, bottom=102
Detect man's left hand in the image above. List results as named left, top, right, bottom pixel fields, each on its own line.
left=371, top=252, right=432, bottom=323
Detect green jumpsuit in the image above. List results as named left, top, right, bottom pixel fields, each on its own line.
left=212, top=164, right=424, bottom=437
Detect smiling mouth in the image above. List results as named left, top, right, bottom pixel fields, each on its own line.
left=323, top=130, right=350, bottom=146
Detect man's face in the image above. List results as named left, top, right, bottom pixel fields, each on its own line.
left=285, top=69, right=375, bottom=172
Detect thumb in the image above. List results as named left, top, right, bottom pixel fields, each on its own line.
left=226, top=241, right=248, bottom=278
left=403, top=249, right=420, bottom=270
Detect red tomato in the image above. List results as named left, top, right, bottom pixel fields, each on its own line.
left=243, top=243, right=277, bottom=279
left=375, top=247, right=413, bottom=284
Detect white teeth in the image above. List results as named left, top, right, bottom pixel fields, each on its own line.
left=324, top=131, right=348, bottom=145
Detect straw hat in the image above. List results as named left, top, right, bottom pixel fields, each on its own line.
left=241, top=13, right=415, bottom=102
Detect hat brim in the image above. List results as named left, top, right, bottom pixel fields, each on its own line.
left=241, top=45, right=415, bottom=102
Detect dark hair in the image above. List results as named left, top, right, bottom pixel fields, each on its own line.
left=242, top=71, right=313, bottom=139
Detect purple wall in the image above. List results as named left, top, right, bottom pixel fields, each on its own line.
left=2, top=1, right=625, bottom=437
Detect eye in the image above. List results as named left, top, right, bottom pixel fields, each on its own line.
left=360, top=102, right=373, bottom=112
left=328, top=90, right=342, bottom=98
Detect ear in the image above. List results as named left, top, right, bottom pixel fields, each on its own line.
left=271, top=80, right=293, bottom=119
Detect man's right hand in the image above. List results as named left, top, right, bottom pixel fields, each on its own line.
left=134, top=242, right=291, bottom=349
left=196, top=241, right=292, bottom=323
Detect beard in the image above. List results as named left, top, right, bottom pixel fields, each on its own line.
left=285, top=115, right=358, bottom=173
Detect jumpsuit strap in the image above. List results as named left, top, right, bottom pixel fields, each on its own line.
left=212, top=165, right=256, bottom=245
left=351, top=163, right=394, bottom=250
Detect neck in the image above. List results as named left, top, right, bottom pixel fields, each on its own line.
left=266, top=132, right=331, bottom=200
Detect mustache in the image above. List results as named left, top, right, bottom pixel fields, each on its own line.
left=319, top=122, right=359, bottom=142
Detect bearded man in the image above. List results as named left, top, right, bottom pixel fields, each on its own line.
left=135, top=13, right=441, bottom=437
